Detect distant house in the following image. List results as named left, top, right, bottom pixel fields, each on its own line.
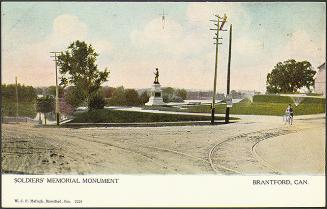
left=314, top=63, right=326, bottom=96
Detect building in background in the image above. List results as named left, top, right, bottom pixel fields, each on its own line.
left=314, top=63, right=326, bottom=96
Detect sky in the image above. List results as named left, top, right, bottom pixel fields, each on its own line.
left=1, top=2, right=326, bottom=92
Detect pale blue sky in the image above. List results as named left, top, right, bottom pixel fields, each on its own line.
left=2, top=2, right=326, bottom=91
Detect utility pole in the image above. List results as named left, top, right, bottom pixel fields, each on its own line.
left=50, top=51, right=61, bottom=126
left=225, top=24, right=232, bottom=124
left=15, top=76, right=19, bottom=123
left=210, top=14, right=227, bottom=125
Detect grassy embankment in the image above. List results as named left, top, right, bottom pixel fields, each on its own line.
left=144, top=95, right=326, bottom=116
left=70, top=109, right=238, bottom=123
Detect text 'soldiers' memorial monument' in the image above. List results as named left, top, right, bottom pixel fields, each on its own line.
left=145, top=68, right=165, bottom=106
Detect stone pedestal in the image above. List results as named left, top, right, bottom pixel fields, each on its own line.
left=145, top=83, right=165, bottom=106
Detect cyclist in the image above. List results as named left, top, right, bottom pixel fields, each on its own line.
left=286, top=104, right=294, bottom=125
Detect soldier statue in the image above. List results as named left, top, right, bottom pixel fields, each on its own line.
left=154, top=68, right=159, bottom=84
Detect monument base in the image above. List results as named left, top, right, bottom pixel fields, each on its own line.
left=145, top=83, right=165, bottom=106
left=145, top=96, right=165, bottom=106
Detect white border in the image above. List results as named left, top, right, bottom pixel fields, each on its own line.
left=1, top=174, right=325, bottom=207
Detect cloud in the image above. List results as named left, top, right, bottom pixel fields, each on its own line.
left=130, top=17, right=190, bottom=56
left=2, top=14, right=112, bottom=86
left=234, top=36, right=264, bottom=55
left=278, top=30, right=326, bottom=67
left=186, top=2, right=251, bottom=30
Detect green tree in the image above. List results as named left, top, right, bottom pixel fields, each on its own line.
left=175, top=89, right=187, bottom=100
left=125, top=89, right=140, bottom=106
left=162, top=87, right=175, bottom=103
left=64, top=86, right=85, bottom=108
left=102, top=86, right=115, bottom=98
left=36, top=96, right=54, bottom=124
left=57, top=40, right=109, bottom=109
left=47, top=86, right=64, bottom=97
left=1, top=84, right=36, bottom=102
left=88, top=91, right=106, bottom=110
left=140, top=91, right=150, bottom=104
left=266, top=59, right=316, bottom=93
left=109, top=86, right=126, bottom=106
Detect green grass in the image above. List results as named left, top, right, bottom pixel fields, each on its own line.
left=142, top=96, right=325, bottom=116
left=301, top=97, right=325, bottom=104
left=185, top=97, right=325, bottom=116
left=69, top=109, right=237, bottom=123
left=1, top=100, right=37, bottom=118
left=252, top=95, right=293, bottom=103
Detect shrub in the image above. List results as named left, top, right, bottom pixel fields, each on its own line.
left=88, top=94, right=106, bottom=110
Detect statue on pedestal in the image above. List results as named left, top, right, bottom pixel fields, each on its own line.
left=146, top=67, right=165, bottom=106
left=154, top=68, right=159, bottom=84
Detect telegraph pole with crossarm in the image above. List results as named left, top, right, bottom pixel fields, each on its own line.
left=50, top=51, right=61, bottom=126
left=209, top=14, right=227, bottom=125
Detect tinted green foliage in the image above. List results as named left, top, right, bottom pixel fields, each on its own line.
left=139, top=91, right=150, bottom=104
left=63, top=86, right=86, bottom=108
left=36, top=96, right=54, bottom=113
left=46, top=86, right=64, bottom=97
left=1, top=84, right=36, bottom=102
left=125, top=89, right=140, bottom=106
left=88, top=93, right=106, bottom=110
left=175, top=89, right=187, bottom=100
left=57, top=40, right=109, bottom=109
left=162, top=87, right=187, bottom=103
left=1, top=84, right=37, bottom=118
left=108, top=86, right=127, bottom=106
left=107, top=87, right=143, bottom=106
left=266, top=59, right=316, bottom=93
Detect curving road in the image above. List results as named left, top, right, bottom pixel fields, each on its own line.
left=1, top=114, right=325, bottom=174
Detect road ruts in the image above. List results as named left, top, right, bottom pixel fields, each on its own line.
left=208, top=127, right=297, bottom=174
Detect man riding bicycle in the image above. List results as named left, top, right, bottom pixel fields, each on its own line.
left=284, top=104, right=294, bottom=125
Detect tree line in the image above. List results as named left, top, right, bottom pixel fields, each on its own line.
left=1, top=84, right=37, bottom=102
left=2, top=40, right=317, bottom=118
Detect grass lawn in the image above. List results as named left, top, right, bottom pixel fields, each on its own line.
left=70, top=109, right=238, bottom=123
left=1, top=100, right=37, bottom=118
left=144, top=95, right=326, bottom=116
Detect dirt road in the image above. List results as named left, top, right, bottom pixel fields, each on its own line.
left=1, top=114, right=325, bottom=174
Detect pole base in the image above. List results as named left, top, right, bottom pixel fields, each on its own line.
left=56, top=113, right=60, bottom=126
left=211, top=108, right=215, bottom=125
left=225, top=107, right=230, bottom=124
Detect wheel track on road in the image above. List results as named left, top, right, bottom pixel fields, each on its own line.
left=208, top=127, right=297, bottom=174
left=3, top=127, right=163, bottom=174
left=50, top=133, right=180, bottom=174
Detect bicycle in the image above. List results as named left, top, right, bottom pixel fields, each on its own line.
left=283, top=112, right=293, bottom=125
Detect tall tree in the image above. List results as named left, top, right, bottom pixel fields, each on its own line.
left=57, top=40, right=109, bottom=109
left=266, top=59, right=316, bottom=93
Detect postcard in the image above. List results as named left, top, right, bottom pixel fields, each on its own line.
left=1, top=1, right=326, bottom=207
